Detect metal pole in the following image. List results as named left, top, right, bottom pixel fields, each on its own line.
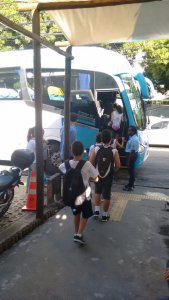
left=32, top=9, right=44, bottom=219
left=64, top=46, right=73, bottom=160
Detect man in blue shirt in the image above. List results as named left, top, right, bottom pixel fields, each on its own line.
left=60, top=113, right=77, bottom=161
left=123, top=125, right=139, bottom=191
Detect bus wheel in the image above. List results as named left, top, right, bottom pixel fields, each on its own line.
left=45, top=142, right=61, bottom=176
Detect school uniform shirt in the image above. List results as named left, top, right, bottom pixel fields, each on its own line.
left=111, top=110, right=123, bottom=130
left=88, top=142, right=102, bottom=157
left=59, top=160, right=99, bottom=200
left=26, top=138, right=36, bottom=163
left=26, top=138, right=47, bottom=165
left=60, top=124, right=77, bottom=160
left=112, top=139, right=117, bottom=149
left=94, top=145, right=117, bottom=178
left=125, top=134, right=139, bottom=153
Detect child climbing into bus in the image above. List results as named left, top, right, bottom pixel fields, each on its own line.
left=109, top=103, right=123, bottom=136
left=112, top=136, right=125, bottom=149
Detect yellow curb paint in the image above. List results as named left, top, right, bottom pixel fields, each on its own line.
left=110, top=198, right=128, bottom=222
left=110, top=192, right=168, bottom=222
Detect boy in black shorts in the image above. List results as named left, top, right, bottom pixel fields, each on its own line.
left=59, top=141, right=98, bottom=244
left=90, top=130, right=121, bottom=222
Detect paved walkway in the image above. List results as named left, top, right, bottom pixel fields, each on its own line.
left=1, top=182, right=169, bottom=300
left=0, top=175, right=59, bottom=254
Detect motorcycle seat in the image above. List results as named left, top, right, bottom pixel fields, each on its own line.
left=0, top=169, right=19, bottom=191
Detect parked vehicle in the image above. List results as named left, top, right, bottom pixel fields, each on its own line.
left=0, top=149, right=34, bottom=217
left=147, top=116, right=169, bottom=146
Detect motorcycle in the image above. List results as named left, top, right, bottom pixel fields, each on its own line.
left=0, top=149, right=35, bottom=217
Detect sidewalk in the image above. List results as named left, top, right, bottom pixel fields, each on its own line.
left=0, top=176, right=60, bottom=254
left=1, top=180, right=169, bottom=300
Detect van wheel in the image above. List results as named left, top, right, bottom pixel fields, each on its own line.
left=45, top=142, right=61, bottom=176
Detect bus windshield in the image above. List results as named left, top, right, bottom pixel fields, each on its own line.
left=120, top=74, right=146, bottom=129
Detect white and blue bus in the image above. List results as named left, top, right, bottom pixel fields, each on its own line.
left=0, top=46, right=149, bottom=172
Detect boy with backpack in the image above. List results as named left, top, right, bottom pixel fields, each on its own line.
left=90, top=129, right=121, bottom=222
left=59, top=141, right=99, bottom=245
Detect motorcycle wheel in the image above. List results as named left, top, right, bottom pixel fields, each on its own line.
left=0, top=188, right=14, bottom=217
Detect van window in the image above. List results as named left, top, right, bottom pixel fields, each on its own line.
left=71, top=92, right=98, bottom=126
left=0, top=69, right=21, bottom=100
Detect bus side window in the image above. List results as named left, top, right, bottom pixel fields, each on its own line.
left=71, top=93, right=99, bottom=126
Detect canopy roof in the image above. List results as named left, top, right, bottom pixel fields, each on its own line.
left=32, top=0, right=169, bottom=45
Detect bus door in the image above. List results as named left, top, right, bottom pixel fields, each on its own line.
left=95, top=87, right=129, bottom=166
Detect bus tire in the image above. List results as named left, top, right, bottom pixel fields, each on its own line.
left=45, top=141, right=61, bottom=176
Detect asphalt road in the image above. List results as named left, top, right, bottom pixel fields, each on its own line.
left=147, top=104, right=169, bottom=118
left=0, top=147, right=169, bottom=300
left=1, top=106, right=169, bottom=300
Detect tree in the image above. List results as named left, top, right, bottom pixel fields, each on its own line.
left=111, top=40, right=169, bottom=91
left=0, top=0, right=65, bottom=51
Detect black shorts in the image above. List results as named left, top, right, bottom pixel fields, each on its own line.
left=71, top=199, right=93, bottom=219
left=95, top=177, right=113, bottom=200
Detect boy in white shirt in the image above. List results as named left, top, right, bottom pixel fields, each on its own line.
left=90, top=130, right=121, bottom=221
left=59, top=141, right=98, bottom=245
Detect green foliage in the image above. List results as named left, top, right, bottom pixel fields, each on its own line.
left=115, top=40, right=169, bottom=91
left=0, top=0, right=64, bottom=51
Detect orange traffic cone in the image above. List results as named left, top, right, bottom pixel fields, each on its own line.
left=22, top=171, right=47, bottom=211
left=22, top=171, right=37, bottom=211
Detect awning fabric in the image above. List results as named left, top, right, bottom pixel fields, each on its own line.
left=41, top=0, right=169, bottom=45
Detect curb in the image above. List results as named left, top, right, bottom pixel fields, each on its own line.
left=0, top=203, right=64, bottom=255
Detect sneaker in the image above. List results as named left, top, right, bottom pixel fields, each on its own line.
left=101, top=215, right=110, bottom=222
left=93, top=211, right=100, bottom=219
left=73, top=235, right=85, bottom=245
left=123, top=186, right=133, bottom=191
left=124, top=184, right=135, bottom=189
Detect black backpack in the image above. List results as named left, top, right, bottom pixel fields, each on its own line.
left=62, top=160, right=86, bottom=207
left=95, top=146, right=114, bottom=178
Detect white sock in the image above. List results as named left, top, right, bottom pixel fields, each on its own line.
left=77, top=233, right=82, bottom=237
left=95, top=206, right=100, bottom=212
left=103, top=211, right=108, bottom=217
